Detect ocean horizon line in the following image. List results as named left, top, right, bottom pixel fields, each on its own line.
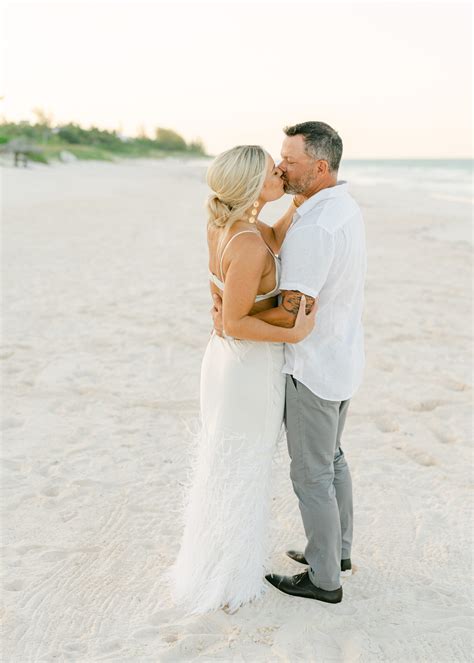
left=201, top=155, right=473, bottom=164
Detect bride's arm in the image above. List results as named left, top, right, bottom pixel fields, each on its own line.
left=256, top=199, right=297, bottom=254
left=220, top=234, right=314, bottom=343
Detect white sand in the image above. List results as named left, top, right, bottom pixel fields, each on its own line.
left=2, top=158, right=472, bottom=662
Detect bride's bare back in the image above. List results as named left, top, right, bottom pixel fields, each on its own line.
left=207, top=222, right=279, bottom=316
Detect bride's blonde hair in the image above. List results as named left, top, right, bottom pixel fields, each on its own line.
left=206, top=145, right=269, bottom=230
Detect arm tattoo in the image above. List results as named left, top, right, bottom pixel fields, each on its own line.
left=281, top=290, right=316, bottom=316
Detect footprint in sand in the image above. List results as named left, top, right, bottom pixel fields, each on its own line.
left=40, top=484, right=61, bottom=497
left=161, top=631, right=178, bottom=644
left=429, top=423, right=459, bottom=445
left=375, top=416, right=399, bottom=433
left=132, top=626, right=161, bottom=641
left=443, top=378, right=471, bottom=393
left=407, top=399, right=448, bottom=412
left=163, top=633, right=222, bottom=657
left=37, top=460, right=60, bottom=478
left=60, top=509, right=78, bottom=522
left=403, top=447, right=437, bottom=467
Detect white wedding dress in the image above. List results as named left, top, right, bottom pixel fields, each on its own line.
left=168, top=231, right=286, bottom=615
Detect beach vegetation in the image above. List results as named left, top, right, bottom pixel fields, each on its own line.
left=0, top=115, right=208, bottom=164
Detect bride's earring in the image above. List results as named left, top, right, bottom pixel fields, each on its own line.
left=248, top=201, right=259, bottom=223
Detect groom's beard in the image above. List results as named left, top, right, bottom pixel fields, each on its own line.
left=282, top=172, right=315, bottom=195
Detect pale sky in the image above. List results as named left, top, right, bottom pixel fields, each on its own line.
left=1, top=0, right=472, bottom=158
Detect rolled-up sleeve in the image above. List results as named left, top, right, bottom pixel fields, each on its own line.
left=279, top=226, right=335, bottom=298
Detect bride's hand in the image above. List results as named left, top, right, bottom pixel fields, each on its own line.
left=288, top=295, right=317, bottom=343
left=292, top=194, right=306, bottom=209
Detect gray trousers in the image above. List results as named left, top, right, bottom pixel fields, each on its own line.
left=284, top=374, right=353, bottom=591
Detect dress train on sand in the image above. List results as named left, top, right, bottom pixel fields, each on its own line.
left=167, top=331, right=286, bottom=615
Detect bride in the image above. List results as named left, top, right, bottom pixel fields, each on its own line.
left=168, top=145, right=316, bottom=615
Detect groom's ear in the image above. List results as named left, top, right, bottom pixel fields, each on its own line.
left=316, top=159, right=330, bottom=175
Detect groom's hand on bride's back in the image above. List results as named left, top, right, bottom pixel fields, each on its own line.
left=211, top=293, right=224, bottom=337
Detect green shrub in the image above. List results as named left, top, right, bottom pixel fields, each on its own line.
left=155, top=127, right=187, bottom=151
left=27, top=151, right=49, bottom=164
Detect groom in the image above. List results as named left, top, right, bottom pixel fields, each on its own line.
left=211, top=121, right=366, bottom=604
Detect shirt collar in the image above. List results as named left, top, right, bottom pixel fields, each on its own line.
left=294, top=180, right=348, bottom=220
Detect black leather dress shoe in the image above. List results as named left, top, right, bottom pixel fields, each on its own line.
left=286, top=550, right=352, bottom=574
left=265, top=570, right=343, bottom=603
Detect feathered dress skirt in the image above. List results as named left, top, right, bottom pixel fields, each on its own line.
left=168, top=330, right=286, bottom=615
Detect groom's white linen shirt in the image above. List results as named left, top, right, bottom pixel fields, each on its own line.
left=279, top=181, right=366, bottom=401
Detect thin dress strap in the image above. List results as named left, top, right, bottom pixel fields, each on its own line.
left=218, top=230, right=260, bottom=281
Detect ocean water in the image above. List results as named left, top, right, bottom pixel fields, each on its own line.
left=339, top=160, right=473, bottom=246
left=188, top=157, right=472, bottom=206
left=339, top=159, right=473, bottom=207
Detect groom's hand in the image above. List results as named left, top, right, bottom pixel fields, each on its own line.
left=211, top=293, right=224, bottom=337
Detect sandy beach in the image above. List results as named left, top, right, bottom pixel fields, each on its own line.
left=1, top=157, right=472, bottom=662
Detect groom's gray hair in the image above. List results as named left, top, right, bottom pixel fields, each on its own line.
left=283, top=121, right=343, bottom=172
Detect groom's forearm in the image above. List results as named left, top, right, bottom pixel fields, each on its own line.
left=250, top=305, right=295, bottom=328
left=250, top=291, right=317, bottom=328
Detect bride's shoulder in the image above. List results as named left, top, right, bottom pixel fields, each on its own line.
left=209, top=223, right=267, bottom=255
left=225, top=230, right=269, bottom=264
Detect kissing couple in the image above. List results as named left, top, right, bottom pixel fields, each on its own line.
left=168, top=121, right=367, bottom=614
